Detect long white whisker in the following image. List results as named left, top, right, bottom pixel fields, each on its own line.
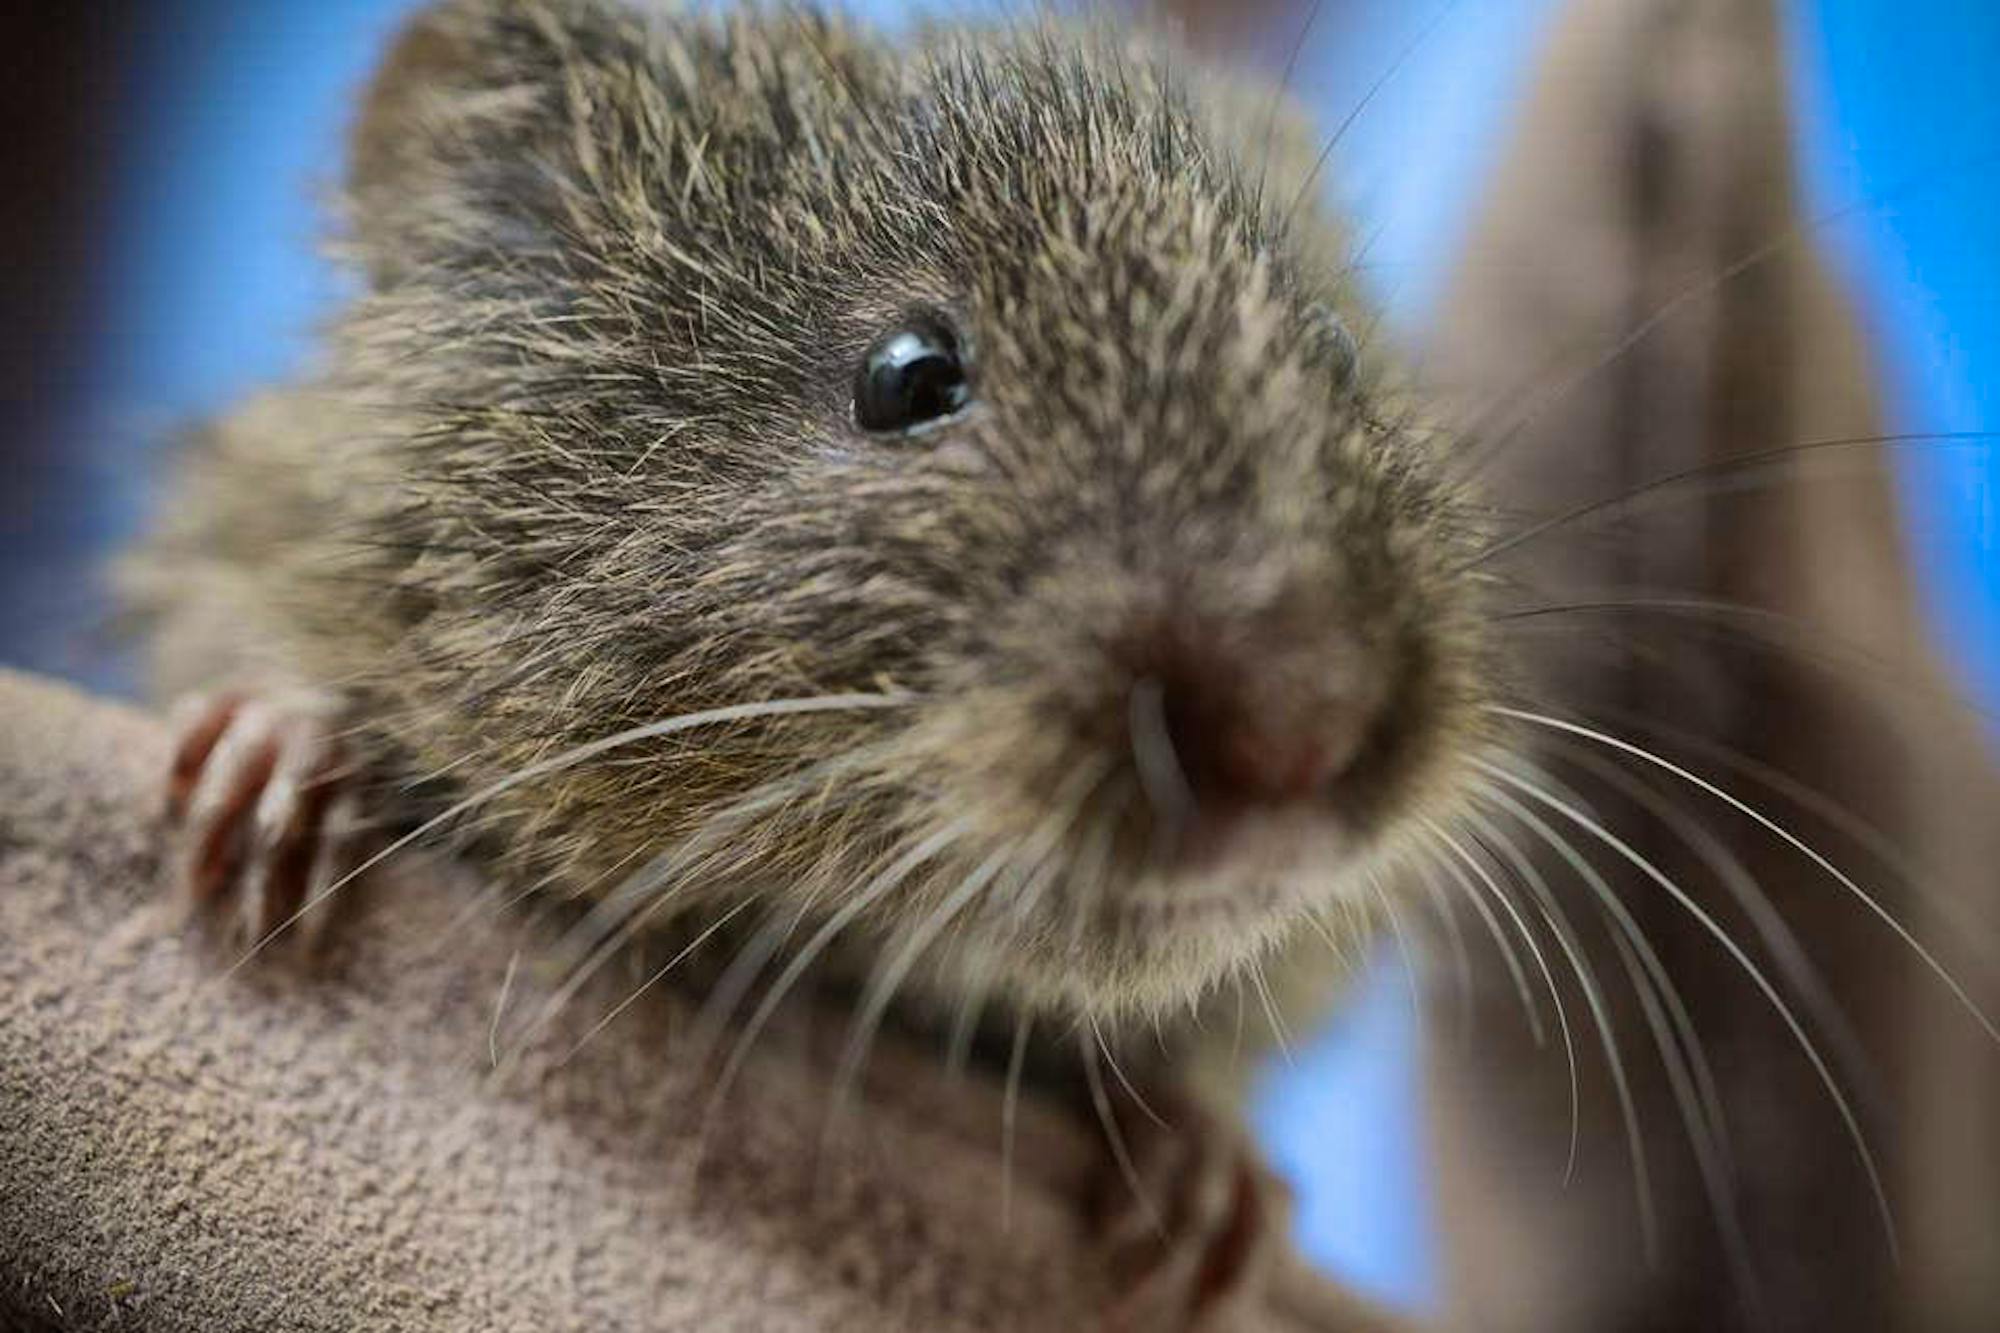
left=1477, top=756, right=1901, bottom=1260
left=224, top=692, right=914, bottom=977
left=1408, top=858, right=1478, bottom=1037
left=1365, top=867, right=1424, bottom=1024
left=554, top=745, right=884, bottom=964
left=1248, top=962, right=1295, bottom=1066
left=556, top=898, right=758, bottom=1065
left=701, top=828, right=961, bottom=1142
left=1081, top=1025, right=1162, bottom=1239
left=1461, top=799, right=1665, bottom=1253
left=489, top=946, right=523, bottom=1070
left=1504, top=760, right=1744, bottom=1174
left=1473, top=777, right=1752, bottom=1247
left=519, top=764, right=863, bottom=1049
left=996, top=754, right=1116, bottom=921
left=944, top=958, right=993, bottom=1082
left=1551, top=743, right=1882, bottom=1123
left=1092, top=1013, right=1166, bottom=1130
left=1493, top=705, right=2000, bottom=1047
left=1416, top=844, right=1544, bottom=1047
left=828, top=841, right=1015, bottom=1130
left=1425, top=818, right=1580, bottom=1182
left=1594, top=703, right=2000, bottom=977
left=1474, top=775, right=1764, bottom=1312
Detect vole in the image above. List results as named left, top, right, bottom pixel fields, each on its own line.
left=125, top=1, right=1504, bottom=1328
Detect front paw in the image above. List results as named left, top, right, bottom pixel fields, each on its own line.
left=1093, top=1089, right=1290, bottom=1333
left=164, top=689, right=360, bottom=950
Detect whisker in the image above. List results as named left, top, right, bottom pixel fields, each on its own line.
left=556, top=897, right=759, bottom=1066
left=944, top=958, right=993, bottom=1082
left=1492, top=705, right=2000, bottom=1046
left=559, top=745, right=885, bottom=952
left=1407, top=860, right=1478, bottom=1038
left=1425, top=818, right=1579, bottom=1181
left=1281, top=0, right=1461, bottom=229
left=1128, top=676, right=1195, bottom=840
left=1301, top=905, right=1356, bottom=963
left=1001, top=1011, right=1032, bottom=1234
left=1493, top=594, right=2000, bottom=731
left=1252, top=0, right=1327, bottom=212
left=1476, top=755, right=1900, bottom=1260
left=1459, top=798, right=1670, bottom=1260
left=489, top=945, right=523, bottom=1070
left=698, top=827, right=962, bottom=1154
left=688, top=832, right=952, bottom=1184
left=531, top=750, right=882, bottom=1031
left=1248, top=962, right=1295, bottom=1066
left=1471, top=776, right=1771, bottom=1316
left=1060, top=785, right=1129, bottom=950
left=221, top=691, right=914, bottom=978
left=1548, top=742, right=1882, bottom=1127
left=507, top=781, right=854, bottom=1058
left=997, top=754, right=1117, bottom=923
left=1092, top=1012, right=1167, bottom=1130
left=828, top=841, right=1017, bottom=1132
left=1081, top=1024, right=1163, bottom=1239
left=1599, top=705, right=2000, bottom=977
left=1462, top=142, right=2000, bottom=477
left=1473, top=778, right=1749, bottom=1258
left=1462, top=432, right=1996, bottom=573
left=1365, top=866, right=1425, bottom=1024
left=1230, top=973, right=1248, bottom=1066
left=1414, top=844, right=1545, bottom=1048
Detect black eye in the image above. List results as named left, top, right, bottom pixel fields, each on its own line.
left=852, top=316, right=973, bottom=435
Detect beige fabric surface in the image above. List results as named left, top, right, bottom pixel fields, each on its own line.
left=1422, top=0, right=2000, bottom=1327
left=0, top=669, right=1373, bottom=1332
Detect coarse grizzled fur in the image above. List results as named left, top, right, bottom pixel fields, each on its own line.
left=128, top=0, right=1496, bottom=1032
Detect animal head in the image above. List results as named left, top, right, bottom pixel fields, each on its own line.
left=334, top=0, right=1494, bottom=1022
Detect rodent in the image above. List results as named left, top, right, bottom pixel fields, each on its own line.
left=133, top=0, right=1491, bottom=1029
left=122, top=0, right=1497, bottom=1326
left=118, top=1, right=2000, bottom=1329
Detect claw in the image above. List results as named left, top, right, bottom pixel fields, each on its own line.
left=163, top=690, right=357, bottom=951
left=1095, top=1088, right=1288, bottom=1333
left=165, top=691, right=242, bottom=820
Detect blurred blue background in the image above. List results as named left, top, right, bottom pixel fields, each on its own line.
left=2, top=0, right=1993, bottom=1316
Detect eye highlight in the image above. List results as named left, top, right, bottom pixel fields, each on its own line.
left=852, top=315, right=973, bottom=435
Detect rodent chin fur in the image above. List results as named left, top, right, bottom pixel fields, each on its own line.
left=130, top=0, right=1499, bottom=1036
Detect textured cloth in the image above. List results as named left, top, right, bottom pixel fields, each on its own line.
left=0, top=669, right=1378, bottom=1332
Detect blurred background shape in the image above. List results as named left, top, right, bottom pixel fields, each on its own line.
left=0, top=0, right=1993, bottom=1317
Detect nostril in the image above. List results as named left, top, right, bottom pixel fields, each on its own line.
left=1214, top=719, right=1359, bottom=803
left=1144, top=647, right=1376, bottom=811
left=1208, top=720, right=1336, bottom=792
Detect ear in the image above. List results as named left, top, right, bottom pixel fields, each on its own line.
left=344, top=0, right=634, bottom=284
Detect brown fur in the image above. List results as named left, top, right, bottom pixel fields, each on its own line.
left=126, top=0, right=1495, bottom=1045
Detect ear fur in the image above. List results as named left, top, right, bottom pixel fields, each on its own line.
left=344, top=0, right=638, bottom=283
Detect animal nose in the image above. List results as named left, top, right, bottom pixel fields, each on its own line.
left=1132, top=627, right=1379, bottom=811
left=1208, top=718, right=1354, bottom=802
